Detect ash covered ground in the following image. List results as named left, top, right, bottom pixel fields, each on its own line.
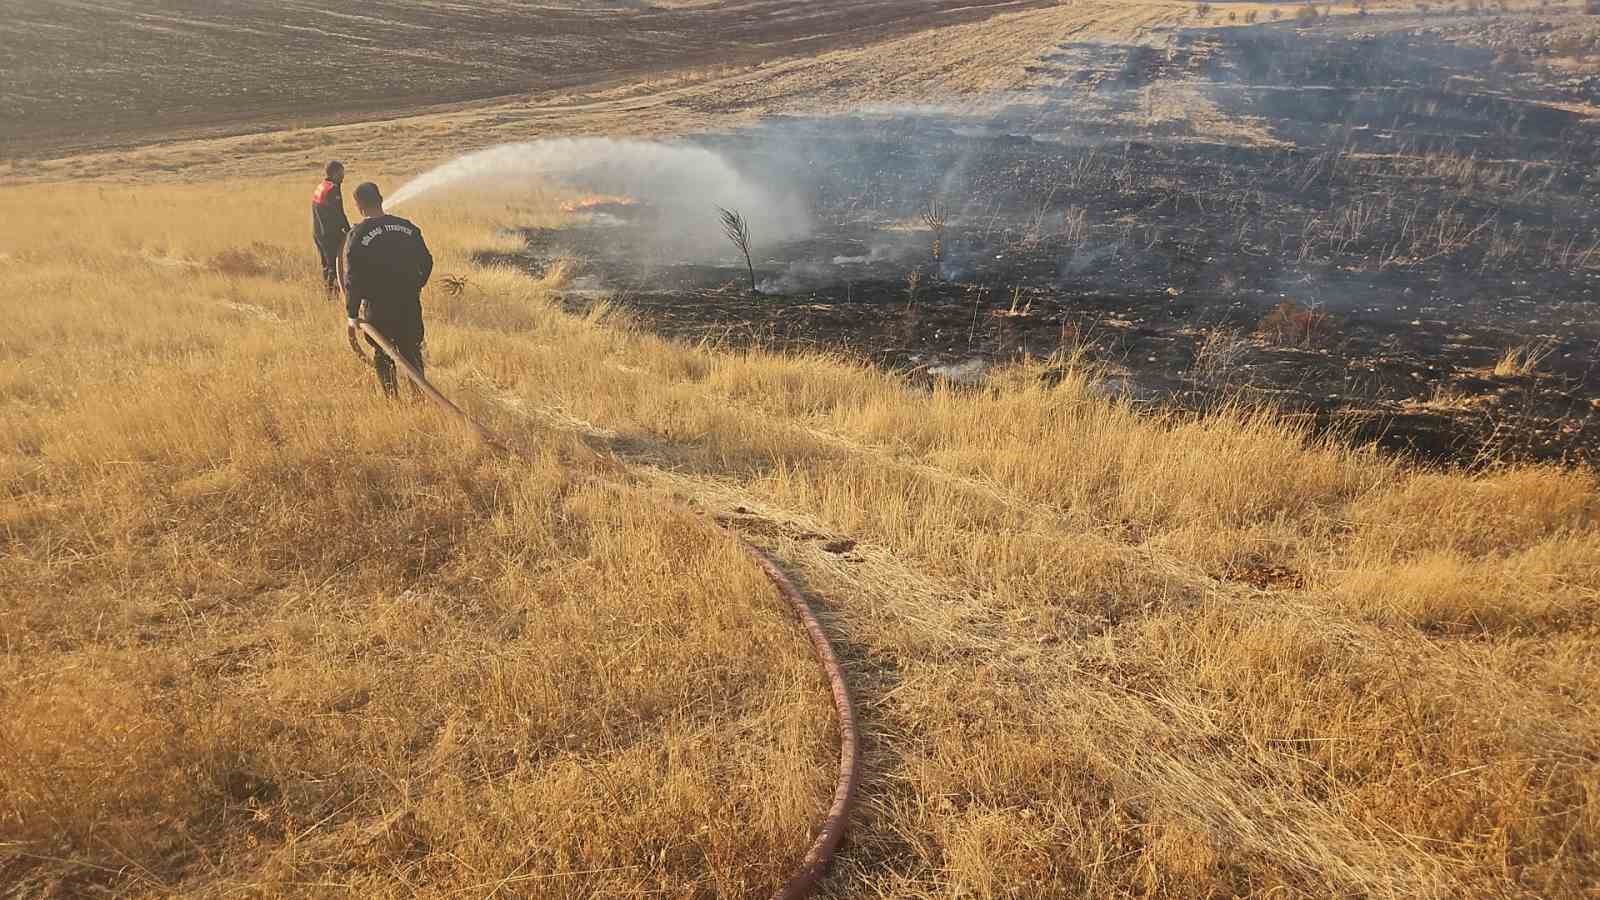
left=493, top=20, right=1600, bottom=466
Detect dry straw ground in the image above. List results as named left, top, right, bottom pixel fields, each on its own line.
left=2, top=177, right=1597, bottom=898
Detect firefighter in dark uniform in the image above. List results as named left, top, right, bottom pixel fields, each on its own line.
left=342, top=182, right=434, bottom=397
left=311, top=161, right=351, bottom=296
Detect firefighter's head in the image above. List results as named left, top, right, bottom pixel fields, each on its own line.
left=353, top=182, right=384, bottom=218
left=325, top=160, right=346, bottom=184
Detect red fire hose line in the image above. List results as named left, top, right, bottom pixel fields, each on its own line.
left=356, top=322, right=860, bottom=899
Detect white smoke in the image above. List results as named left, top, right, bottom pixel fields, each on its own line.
left=386, top=138, right=811, bottom=258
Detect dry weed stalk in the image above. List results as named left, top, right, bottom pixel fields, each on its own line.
left=718, top=206, right=757, bottom=293
left=539, top=255, right=578, bottom=290
left=1544, top=230, right=1600, bottom=271
left=992, top=285, right=1034, bottom=318
left=923, top=198, right=948, bottom=267
left=1062, top=205, right=1089, bottom=245
left=1193, top=327, right=1252, bottom=386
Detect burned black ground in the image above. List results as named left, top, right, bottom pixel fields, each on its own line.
left=496, top=22, right=1600, bottom=466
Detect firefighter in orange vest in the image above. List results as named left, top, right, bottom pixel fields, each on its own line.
left=311, top=161, right=351, bottom=296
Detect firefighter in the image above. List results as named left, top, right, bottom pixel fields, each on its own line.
left=311, top=161, right=351, bottom=295
left=342, top=182, right=434, bottom=397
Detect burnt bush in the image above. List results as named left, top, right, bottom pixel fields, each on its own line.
left=1256, top=300, right=1338, bottom=347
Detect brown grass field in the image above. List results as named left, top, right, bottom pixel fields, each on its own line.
left=4, top=3, right=1600, bottom=899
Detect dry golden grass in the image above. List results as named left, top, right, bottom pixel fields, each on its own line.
left=0, top=182, right=832, bottom=897
left=3, top=180, right=1599, bottom=898
left=1492, top=338, right=1560, bottom=377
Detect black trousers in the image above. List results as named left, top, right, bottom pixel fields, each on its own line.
left=315, top=241, right=341, bottom=293
left=365, top=315, right=425, bottom=397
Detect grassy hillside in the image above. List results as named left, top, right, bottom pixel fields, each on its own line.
left=2, top=180, right=1597, bottom=897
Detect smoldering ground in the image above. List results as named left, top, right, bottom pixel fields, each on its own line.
left=454, top=22, right=1598, bottom=464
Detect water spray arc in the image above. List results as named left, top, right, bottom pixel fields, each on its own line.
left=385, top=138, right=811, bottom=261
left=350, top=320, right=860, bottom=899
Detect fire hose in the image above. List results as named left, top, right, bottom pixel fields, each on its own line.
left=353, top=321, right=860, bottom=899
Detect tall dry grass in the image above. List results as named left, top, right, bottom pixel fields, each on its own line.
left=0, top=182, right=831, bottom=897
left=3, top=180, right=1598, bottom=897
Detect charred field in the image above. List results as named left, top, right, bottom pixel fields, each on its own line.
left=497, top=20, right=1600, bottom=467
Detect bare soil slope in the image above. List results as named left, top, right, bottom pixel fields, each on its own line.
left=3, top=1, right=1188, bottom=184
left=1, top=0, right=1054, bottom=156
